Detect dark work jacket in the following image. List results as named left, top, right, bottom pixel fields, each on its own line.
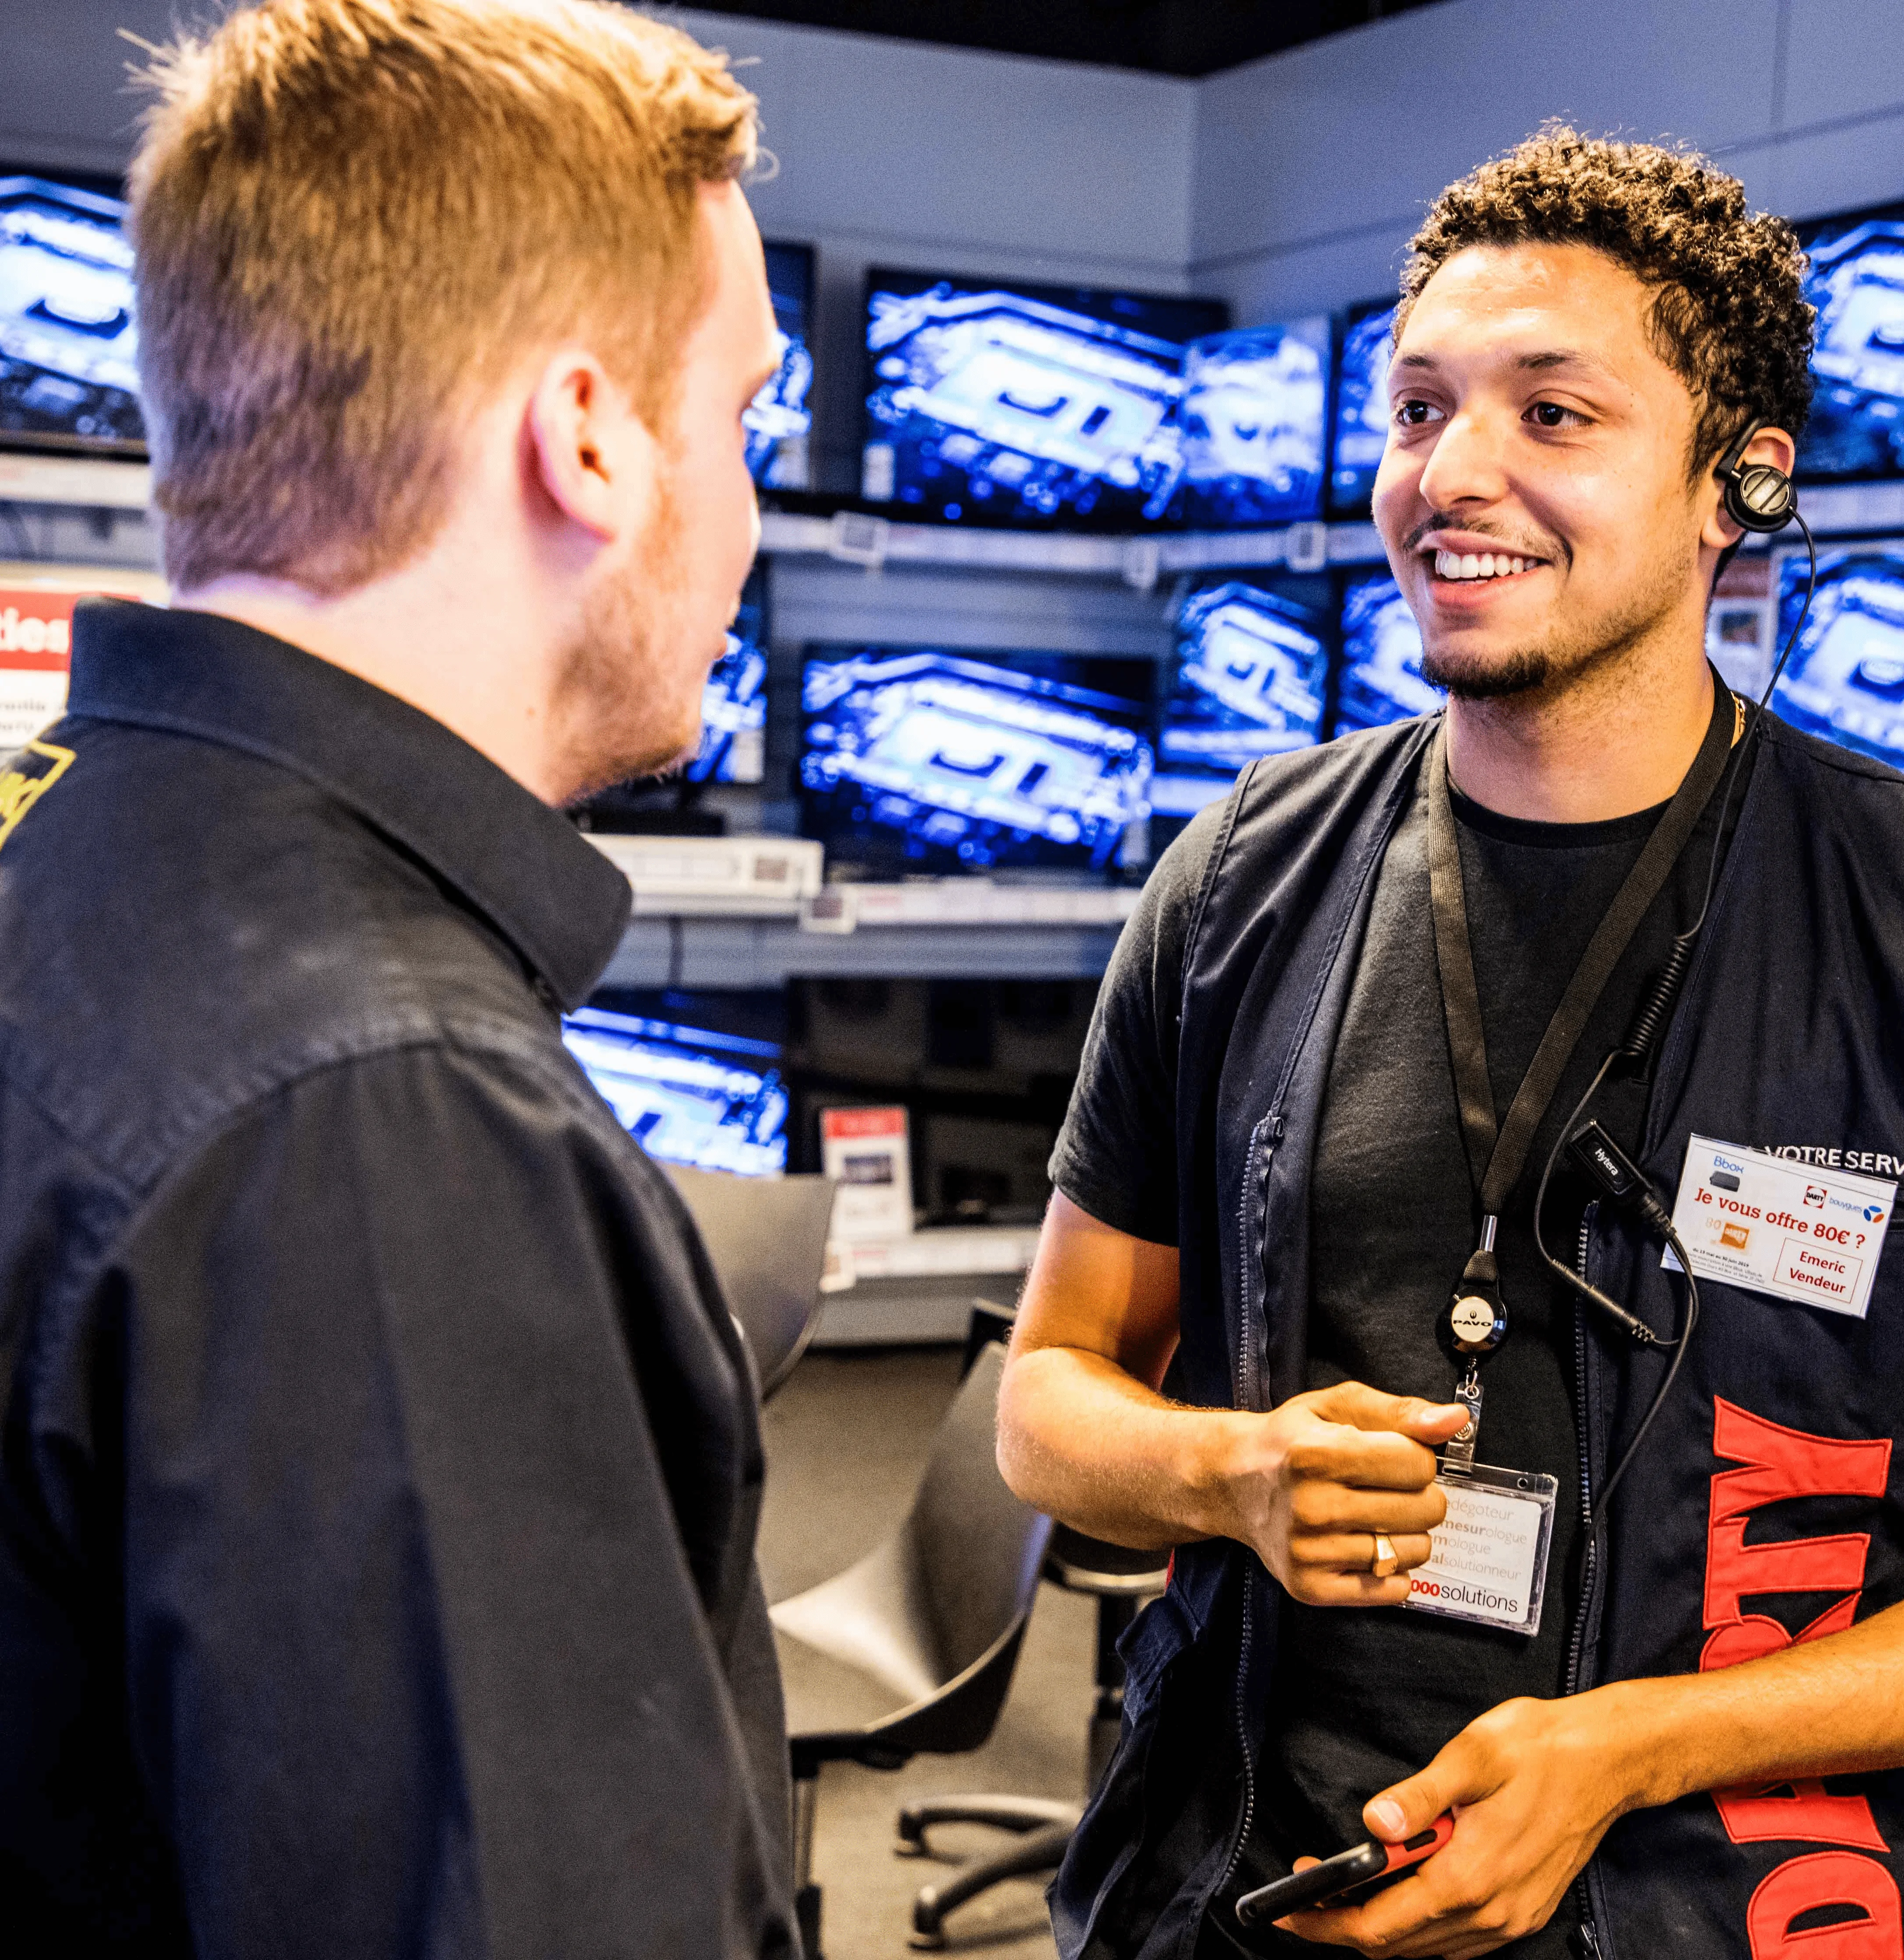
left=0, top=602, right=796, bottom=1958
left=1050, top=710, right=1904, bottom=1960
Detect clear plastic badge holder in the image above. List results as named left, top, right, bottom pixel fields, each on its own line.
left=1404, top=1462, right=1559, bottom=1638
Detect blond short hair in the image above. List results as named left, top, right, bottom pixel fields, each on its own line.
left=130, top=0, right=758, bottom=595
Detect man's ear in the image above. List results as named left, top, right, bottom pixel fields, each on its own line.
left=1703, top=423, right=1798, bottom=551
left=524, top=350, right=654, bottom=543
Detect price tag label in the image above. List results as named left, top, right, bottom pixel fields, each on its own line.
left=1405, top=1463, right=1557, bottom=1637
left=1666, top=1134, right=1896, bottom=1320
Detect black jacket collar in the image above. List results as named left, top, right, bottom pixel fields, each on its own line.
left=67, top=598, right=630, bottom=1010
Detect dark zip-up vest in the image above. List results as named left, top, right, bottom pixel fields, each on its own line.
left=1052, top=711, right=1904, bottom=1960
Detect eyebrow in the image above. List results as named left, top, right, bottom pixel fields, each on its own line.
left=1392, top=348, right=1616, bottom=379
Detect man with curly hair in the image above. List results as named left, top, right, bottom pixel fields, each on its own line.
left=1002, top=128, right=1904, bottom=1957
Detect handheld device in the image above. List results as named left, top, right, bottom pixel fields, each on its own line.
left=1233, top=1815, right=1455, bottom=1928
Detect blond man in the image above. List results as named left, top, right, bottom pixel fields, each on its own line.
left=0, top=3, right=795, bottom=1953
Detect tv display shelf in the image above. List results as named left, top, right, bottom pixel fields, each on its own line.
left=597, top=880, right=1143, bottom=987
left=0, top=451, right=151, bottom=511
left=757, top=489, right=1904, bottom=583
left=757, top=506, right=1388, bottom=583
left=4, top=469, right=1894, bottom=567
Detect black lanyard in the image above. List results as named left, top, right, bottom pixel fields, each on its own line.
left=1426, top=679, right=1736, bottom=1448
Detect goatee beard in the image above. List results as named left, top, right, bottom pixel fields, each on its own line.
left=1420, top=643, right=1557, bottom=700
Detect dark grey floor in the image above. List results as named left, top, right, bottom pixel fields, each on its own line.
left=760, top=1348, right=1095, bottom=1960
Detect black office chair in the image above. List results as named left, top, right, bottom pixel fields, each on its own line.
left=770, top=1341, right=1052, bottom=1960
left=664, top=1164, right=834, bottom=1400
left=898, top=1306, right=1171, bottom=1948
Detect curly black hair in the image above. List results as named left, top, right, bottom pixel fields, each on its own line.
left=1398, top=124, right=1814, bottom=476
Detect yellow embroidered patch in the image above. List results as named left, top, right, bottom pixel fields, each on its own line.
left=0, top=739, right=75, bottom=853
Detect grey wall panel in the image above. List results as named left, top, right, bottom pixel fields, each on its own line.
left=0, top=0, right=181, bottom=177
left=1188, top=0, right=1904, bottom=324
left=1781, top=0, right=1904, bottom=130
left=1727, top=106, right=1904, bottom=224
left=1191, top=0, right=1785, bottom=273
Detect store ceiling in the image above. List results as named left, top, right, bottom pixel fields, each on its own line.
left=679, top=0, right=1450, bottom=77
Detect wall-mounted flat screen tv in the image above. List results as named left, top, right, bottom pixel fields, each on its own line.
left=1177, top=318, right=1331, bottom=529
left=1333, top=573, right=1437, bottom=736
left=1795, top=203, right=1904, bottom=483
left=1152, top=580, right=1329, bottom=816
left=859, top=268, right=1228, bottom=528
left=0, top=174, right=143, bottom=458
left=746, top=241, right=814, bottom=491
left=800, top=644, right=1154, bottom=874
left=562, top=1004, right=788, bottom=1176
left=1771, top=541, right=1904, bottom=767
left=1329, top=298, right=1397, bottom=516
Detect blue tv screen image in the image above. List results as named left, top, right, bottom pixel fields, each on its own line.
left=801, top=646, right=1154, bottom=872
left=1177, top=320, right=1330, bottom=528
left=1334, top=574, right=1438, bottom=736
left=1771, top=543, right=1904, bottom=766
left=1796, top=207, right=1904, bottom=483
left=0, top=174, right=143, bottom=457
left=1330, top=299, right=1396, bottom=514
left=861, top=268, right=1227, bottom=527
left=683, top=563, right=768, bottom=785
left=562, top=1005, right=788, bottom=1176
left=1153, top=583, right=1328, bottom=812
left=745, top=241, right=814, bottom=490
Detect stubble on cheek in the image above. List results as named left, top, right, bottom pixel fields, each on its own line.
left=550, top=474, right=709, bottom=801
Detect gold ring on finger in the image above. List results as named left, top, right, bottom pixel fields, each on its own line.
left=1371, top=1533, right=1399, bottom=1578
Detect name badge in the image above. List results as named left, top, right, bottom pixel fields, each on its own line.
left=1666, top=1133, right=1896, bottom=1320
left=1404, top=1463, right=1558, bottom=1637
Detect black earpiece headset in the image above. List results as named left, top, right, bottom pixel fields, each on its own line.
left=1714, top=417, right=1801, bottom=534
left=1529, top=417, right=1817, bottom=1516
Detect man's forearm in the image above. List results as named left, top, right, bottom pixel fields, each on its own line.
left=1601, top=1597, right=1904, bottom=1812
left=997, top=1344, right=1248, bottom=1550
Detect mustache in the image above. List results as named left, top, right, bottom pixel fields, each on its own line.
left=1402, top=511, right=1571, bottom=568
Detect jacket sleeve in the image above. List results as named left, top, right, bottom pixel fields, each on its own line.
left=111, top=1039, right=794, bottom=1960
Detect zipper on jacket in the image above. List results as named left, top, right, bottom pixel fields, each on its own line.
left=1563, top=1203, right=1597, bottom=1698
left=1216, top=1119, right=1278, bottom=1899
left=1565, top=1204, right=1604, bottom=1958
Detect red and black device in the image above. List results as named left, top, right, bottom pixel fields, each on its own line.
left=1233, top=1814, right=1455, bottom=1928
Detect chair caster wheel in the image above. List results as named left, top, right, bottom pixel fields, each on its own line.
left=908, top=1888, right=949, bottom=1949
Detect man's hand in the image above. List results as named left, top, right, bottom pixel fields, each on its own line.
left=1217, top=1381, right=1466, bottom=1606
left=1278, top=1693, right=1638, bottom=1958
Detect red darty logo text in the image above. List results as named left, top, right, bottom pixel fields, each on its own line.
left=1703, top=1400, right=1898, bottom=1954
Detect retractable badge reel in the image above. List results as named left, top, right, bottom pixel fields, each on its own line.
left=1413, top=1216, right=1559, bottom=1638
left=1438, top=1215, right=1507, bottom=1460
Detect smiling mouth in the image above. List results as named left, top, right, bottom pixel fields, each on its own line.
left=1427, top=549, right=1545, bottom=583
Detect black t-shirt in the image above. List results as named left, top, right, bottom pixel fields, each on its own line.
left=1053, top=741, right=1746, bottom=1960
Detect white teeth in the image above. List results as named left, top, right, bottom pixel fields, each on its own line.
left=1432, top=549, right=1536, bottom=581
